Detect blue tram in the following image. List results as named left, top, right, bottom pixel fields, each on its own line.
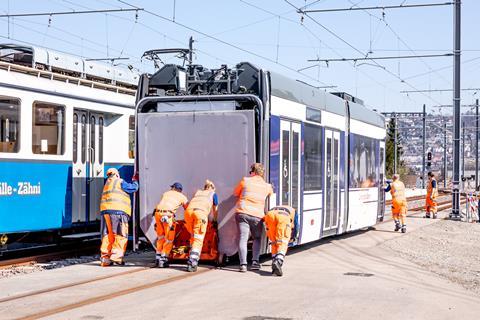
left=0, top=44, right=137, bottom=239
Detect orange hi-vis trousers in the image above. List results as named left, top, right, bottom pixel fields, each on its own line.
left=425, top=197, right=438, bottom=214
left=391, top=199, right=407, bottom=225
left=100, top=213, right=129, bottom=265
left=184, top=208, right=208, bottom=258
left=264, top=211, right=292, bottom=257
left=155, top=212, right=176, bottom=256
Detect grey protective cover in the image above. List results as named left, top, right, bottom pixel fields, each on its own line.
left=137, top=110, right=255, bottom=256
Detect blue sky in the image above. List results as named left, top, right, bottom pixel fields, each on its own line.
left=1, top=0, right=479, bottom=114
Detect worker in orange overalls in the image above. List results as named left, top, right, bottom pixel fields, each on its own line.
left=99, top=168, right=138, bottom=266
left=153, top=182, right=188, bottom=268
left=264, top=205, right=296, bottom=277
left=184, top=180, right=219, bottom=272
left=425, top=171, right=439, bottom=219
left=385, top=173, right=407, bottom=233
left=234, top=163, right=273, bottom=273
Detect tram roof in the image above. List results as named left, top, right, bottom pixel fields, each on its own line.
left=269, top=71, right=385, bottom=128
left=0, top=43, right=139, bottom=86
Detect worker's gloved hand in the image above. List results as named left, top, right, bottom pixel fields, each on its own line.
left=132, top=172, right=139, bottom=182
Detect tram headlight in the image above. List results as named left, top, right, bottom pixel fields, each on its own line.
left=177, top=69, right=187, bottom=92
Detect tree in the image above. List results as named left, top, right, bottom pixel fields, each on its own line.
left=385, top=117, right=406, bottom=178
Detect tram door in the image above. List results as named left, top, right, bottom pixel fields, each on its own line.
left=279, top=120, right=301, bottom=215
left=72, top=110, right=105, bottom=223
left=378, top=142, right=386, bottom=220
left=323, top=129, right=340, bottom=231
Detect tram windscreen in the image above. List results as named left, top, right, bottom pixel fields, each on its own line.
left=156, top=100, right=238, bottom=112
left=137, top=109, right=256, bottom=256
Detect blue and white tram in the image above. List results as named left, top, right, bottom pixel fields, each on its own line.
left=135, top=61, right=385, bottom=254
left=0, top=44, right=138, bottom=237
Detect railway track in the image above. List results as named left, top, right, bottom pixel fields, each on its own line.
left=1, top=192, right=466, bottom=319
left=0, top=244, right=97, bottom=270
left=383, top=193, right=465, bottom=224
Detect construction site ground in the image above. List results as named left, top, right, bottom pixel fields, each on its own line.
left=1, top=208, right=480, bottom=320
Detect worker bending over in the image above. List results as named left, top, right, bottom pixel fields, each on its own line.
left=234, top=163, right=273, bottom=273
left=184, top=180, right=219, bottom=272
left=385, top=173, right=407, bottom=233
left=264, top=205, right=296, bottom=276
left=99, top=168, right=138, bottom=266
left=425, top=171, right=438, bottom=219
left=154, top=182, right=188, bottom=268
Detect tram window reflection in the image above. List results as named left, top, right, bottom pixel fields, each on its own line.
left=0, top=97, right=20, bottom=153
left=304, top=124, right=323, bottom=191
left=32, top=102, right=65, bottom=155
left=128, top=115, right=135, bottom=159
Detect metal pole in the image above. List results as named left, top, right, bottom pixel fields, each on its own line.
left=462, top=121, right=465, bottom=179
left=422, top=104, right=426, bottom=188
left=476, top=98, right=479, bottom=190
left=394, top=113, right=397, bottom=174
left=444, top=122, right=447, bottom=188
left=451, top=0, right=461, bottom=219
left=188, top=36, right=194, bottom=65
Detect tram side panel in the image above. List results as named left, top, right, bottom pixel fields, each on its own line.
left=0, top=89, right=134, bottom=234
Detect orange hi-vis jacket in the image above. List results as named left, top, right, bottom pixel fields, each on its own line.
left=100, top=177, right=132, bottom=216
left=234, top=175, right=273, bottom=219
left=270, top=205, right=296, bottom=222
left=187, top=190, right=215, bottom=215
left=155, top=190, right=188, bottom=216
left=427, top=178, right=438, bottom=199
left=390, top=180, right=407, bottom=214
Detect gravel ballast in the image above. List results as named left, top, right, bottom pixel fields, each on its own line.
left=0, top=255, right=98, bottom=279
left=382, top=219, right=480, bottom=294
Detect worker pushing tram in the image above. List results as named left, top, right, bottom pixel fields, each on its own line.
left=385, top=174, right=408, bottom=233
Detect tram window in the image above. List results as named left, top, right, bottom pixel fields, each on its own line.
left=73, top=114, right=78, bottom=163
left=306, top=107, right=321, bottom=123
left=32, top=102, right=65, bottom=155
left=81, top=115, right=86, bottom=163
left=128, top=115, right=135, bottom=159
left=90, top=116, right=96, bottom=163
left=99, top=117, right=104, bottom=164
left=0, top=97, right=20, bottom=153
left=350, top=135, right=377, bottom=188
left=304, top=124, right=323, bottom=191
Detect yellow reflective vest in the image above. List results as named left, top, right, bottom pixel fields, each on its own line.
left=100, top=177, right=131, bottom=216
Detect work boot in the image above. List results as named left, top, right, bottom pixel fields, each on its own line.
left=113, top=260, right=125, bottom=266
left=272, top=258, right=283, bottom=277
left=239, top=265, right=247, bottom=273
left=156, top=255, right=169, bottom=268
left=250, top=260, right=261, bottom=271
left=394, top=223, right=401, bottom=232
left=432, top=213, right=437, bottom=219
left=100, top=257, right=113, bottom=267
left=186, top=263, right=198, bottom=272
left=425, top=213, right=431, bottom=219
left=401, top=225, right=407, bottom=233
left=186, top=257, right=198, bottom=272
